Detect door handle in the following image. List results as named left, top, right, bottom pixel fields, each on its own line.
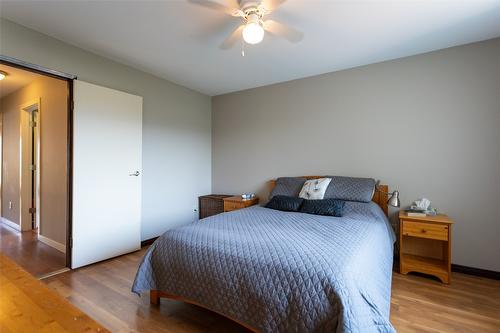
left=129, top=171, right=140, bottom=176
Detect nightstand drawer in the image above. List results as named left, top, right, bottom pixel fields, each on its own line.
left=223, top=196, right=259, bottom=212
left=224, top=201, right=242, bottom=212
left=402, top=221, right=449, bottom=241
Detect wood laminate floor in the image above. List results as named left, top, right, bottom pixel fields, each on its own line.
left=0, top=222, right=66, bottom=278
left=0, top=254, right=108, bottom=332
left=42, top=247, right=500, bottom=333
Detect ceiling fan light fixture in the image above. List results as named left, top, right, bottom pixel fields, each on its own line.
left=242, top=14, right=264, bottom=44
left=0, top=70, right=7, bottom=81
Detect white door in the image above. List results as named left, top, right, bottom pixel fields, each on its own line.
left=72, top=81, right=142, bottom=268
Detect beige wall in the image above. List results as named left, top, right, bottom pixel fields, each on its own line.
left=0, top=75, right=68, bottom=245
left=1, top=89, right=21, bottom=225
left=212, top=38, right=500, bottom=272
left=1, top=18, right=212, bottom=241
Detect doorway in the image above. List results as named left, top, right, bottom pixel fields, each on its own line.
left=0, top=59, right=74, bottom=278
left=20, top=100, right=40, bottom=233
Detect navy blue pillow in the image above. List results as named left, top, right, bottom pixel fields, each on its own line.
left=300, top=198, right=345, bottom=217
left=265, top=195, right=304, bottom=212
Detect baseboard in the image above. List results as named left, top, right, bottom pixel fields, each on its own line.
left=141, top=236, right=159, bottom=247
left=0, top=217, right=21, bottom=231
left=37, top=267, right=71, bottom=280
left=38, top=234, right=66, bottom=254
left=451, top=264, right=500, bottom=280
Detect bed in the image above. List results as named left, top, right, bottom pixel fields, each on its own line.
left=132, top=178, right=396, bottom=333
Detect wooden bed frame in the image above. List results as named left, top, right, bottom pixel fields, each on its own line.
left=150, top=290, right=259, bottom=332
left=150, top=176, right=390, bottom=332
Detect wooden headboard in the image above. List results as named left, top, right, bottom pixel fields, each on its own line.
left=269, top=176, right=389, bottom=216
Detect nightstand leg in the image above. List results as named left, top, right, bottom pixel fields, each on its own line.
left=399, top=220, right=404, bottom=274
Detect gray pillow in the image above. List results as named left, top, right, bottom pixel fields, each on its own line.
left=270, top=177, right=307, bottom=198
left=323, top=176, right=376, bottom=203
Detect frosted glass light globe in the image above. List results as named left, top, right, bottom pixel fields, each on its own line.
left=242, top=22, right=264, bottom=44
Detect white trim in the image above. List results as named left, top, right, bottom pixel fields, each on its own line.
left=37, top=268, right=71, bottom=280
left=0, top=217, right=21, bottom=231
left=38, top=234, right=66, bottom=253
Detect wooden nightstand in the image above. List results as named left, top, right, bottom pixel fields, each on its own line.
left=198, top=195, right=232, bottom=219
left=223, top=196, right=259, bottom=212
left=399, top=211, right=454, bottom=284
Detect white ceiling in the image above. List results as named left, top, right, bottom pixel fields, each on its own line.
left=1, top=0, right=500, bottom=96
left=0, top=64, right=42, bottom=98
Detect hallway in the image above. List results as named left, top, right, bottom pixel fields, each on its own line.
left=0, top=222, right=66, bottom=278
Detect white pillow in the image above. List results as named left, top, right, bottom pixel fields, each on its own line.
left=299, top=178, right=332, bottom=200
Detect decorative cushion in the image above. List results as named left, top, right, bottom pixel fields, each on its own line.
left=300, top=198, right=345, bottom=217
left=299, top=178, right=332, bottom=200
left=270, top=177, right=307, bottom=198
left=324, top=176, right=376, bottom=203
left=265, top=195, right=304, bottom=212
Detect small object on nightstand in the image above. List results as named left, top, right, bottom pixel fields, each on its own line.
left=241, top=193, right=256, bottom=200
left=405, top=198, right=438, bottom=216
left=399, top=211, right=454, bottom=284
left=223, top=196, right=259, bottom=212
left=405, top=211, right=427, bottom=217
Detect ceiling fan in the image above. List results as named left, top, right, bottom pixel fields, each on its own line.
left=189, top=0, right=303, bottom=50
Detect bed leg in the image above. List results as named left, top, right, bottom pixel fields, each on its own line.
left=150, top=290, right=160, bottom=305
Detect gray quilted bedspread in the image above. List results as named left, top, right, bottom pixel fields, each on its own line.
left=132, top=202, right=396, bottom=333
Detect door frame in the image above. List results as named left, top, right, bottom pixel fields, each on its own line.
left=0, top=56, right=76, bottom=268
left=19, top=99, right=41, bottom=232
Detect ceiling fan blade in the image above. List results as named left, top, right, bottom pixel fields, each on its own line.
left=188, top=0, right=243, bottom=16
left=260, top=0, right=287, bottom=12
left=263, top=19, right=303, bottom=43
left=220, top=25, right=245, bottom=49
